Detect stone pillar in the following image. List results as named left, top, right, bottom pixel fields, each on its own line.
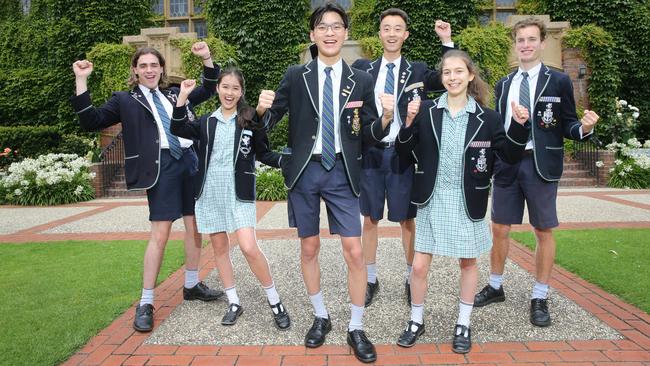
left=597, top=150, right=615, bottom=187
left=89, top=163, right=103, bottom=198
left=563, top=48, right=590, bottom=110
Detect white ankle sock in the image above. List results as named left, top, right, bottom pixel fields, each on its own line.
left=367, top=263, right=377, bottom=284
left=348, top=304, right=364, bottom=331
left=488, top=273, right=503, bottom=290
left=410, top=302, right=424, bottom=324
left=140, top=288, right=154, bottom=306
left=309, top=291, right=329, bottom=319
left=263, top=283, right=280, bottom=306
left=531, top=281, right=549, bottom=300
left=456, top=300, right=473, bottom=327
left=184, top=269, right=199, bottom=289
left=225, top=286, right=240, bottom=305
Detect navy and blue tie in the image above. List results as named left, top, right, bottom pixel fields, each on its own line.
left=151, top=89, right=183, bottom=160
left=384, top=62, right=395, bottom=95
left=519, top=71, right=532, bottom=141
left=321, top=67, right=336, bottom=171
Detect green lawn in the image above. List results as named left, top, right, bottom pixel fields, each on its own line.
left=0, top=241, right=185, bottom=366
left=511, top=228, right=650, bottom=313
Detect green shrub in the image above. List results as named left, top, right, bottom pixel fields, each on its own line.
left=256, top=167, right=287, bottom=201
left=206, top=0, right=310, bottom=99
left=358, top=36, right=383, bottom=60
left=455, top=22, right=511, bottom=106
left=0, top=153, right=95, bottom=205
left=0, top=126, right=62, bottom=158
left=605, top=139, right=650, bottom=189
left=563, top=25, right=620, bottom=144
left=268, top=117, right=289, bottom=151
left=373, top=0, right=480, bottom=67
left=541, top=0, right=650, bottom=141
left=349, top=0, right=377, bottom=40
left=86, top=43, right=135, bottom=105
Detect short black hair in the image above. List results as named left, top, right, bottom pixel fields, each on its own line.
left=379, top=8, right=409, bottom=27
left=309, top=2, right=349, bottom=30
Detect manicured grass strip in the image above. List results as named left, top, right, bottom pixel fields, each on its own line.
left=511, top=228, right=650, bottom=314
left=0, top=241, right=185, bottom=366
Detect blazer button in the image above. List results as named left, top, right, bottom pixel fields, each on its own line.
left=155, top=160, right=159, bottom=164
left=311, top=135, right=316, bottom=140
left=155, top=139, right=159, bottom=144
left=314, top=117, right=319, bottom=121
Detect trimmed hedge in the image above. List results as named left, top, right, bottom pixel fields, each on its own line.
left=0, top=126, right=61, bottom=158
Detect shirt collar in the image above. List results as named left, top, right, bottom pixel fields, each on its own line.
left=139, top=84, right=159, bottom=95
left=211, top=107, right=237, bottom=123
left=517, top=62, right=542, bottom=80
left=437, top=92, right=477, bottom=114
left=380, top=55, right=401, bottom=72
left=317, top=57, right=343, bottom=78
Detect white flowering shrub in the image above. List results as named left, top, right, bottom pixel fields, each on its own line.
left=0, top=153, right=95, bottom=205
left=600, top=99, right=640, bottom=143
left=605, top=138, right=650, bottom=189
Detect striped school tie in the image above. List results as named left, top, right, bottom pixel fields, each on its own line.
left=384, top=63, right=395, bottom=95
left=321, top=67, right=336, bottom=171
left=151, top=89, right=183, bottom=159
left=519, top=72, right=532, bottom=142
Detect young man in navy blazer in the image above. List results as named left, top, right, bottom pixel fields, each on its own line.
left=473, top=17, right=599, bottom=327
left=70, top=42, right=224, bottom=333
left=351, top=8, right=454, bottom=307
left=255, top=3, right=391, bottom=363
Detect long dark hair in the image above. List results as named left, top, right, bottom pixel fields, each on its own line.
left=439, top=50, right=490, bottom=106
left=217, top=67, right=255, bottom=129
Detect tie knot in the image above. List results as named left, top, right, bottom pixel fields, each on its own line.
left=386, top=63, right=395, bottom=70
left=150, top=88, right=158, bottom=95
left=521, top=71, right=529, bottom=79
left=324, top=66, right=333, bottom=76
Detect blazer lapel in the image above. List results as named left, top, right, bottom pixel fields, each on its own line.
left=396, top=57, right=412, bottom=102
left=161, top=89, right=179, bottom=108
left=497, top=72, right=515, bottom=117
left=233, top=123, right=243, bottom=164
left=429, top=100, right=443, bottom=149
left=129, top=87, right=154, bottom=117
left=534, top=64, right=551, bottom=106
left=339, top=61, right=356, bottom=119
left=465, top=104, right=485, bottom=151
left=367, top=58, right=380, bottom=81
left=302, top=59, right=320, bottom=117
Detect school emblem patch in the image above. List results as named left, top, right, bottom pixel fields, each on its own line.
left=352, top=109, right=361, bottom=136
left=538, top=103, right=557, bottom=128
left=475, top=148, right=487, bottom=173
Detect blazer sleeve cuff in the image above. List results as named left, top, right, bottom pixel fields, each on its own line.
left=398, top=125, right=414, bottom=143
left=506, top=119, right=529, bottom=146
left=370, top=117, right=390, bottom=142
left=172, top=105, right=187, bottom=121
left=202, top=65, right=219, bottom=82
left=70, top=91, right=93, bottom=113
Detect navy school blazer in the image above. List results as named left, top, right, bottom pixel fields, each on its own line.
left=171, top=107, right=281, bottom=202
left=70, top=65, right=219, bottom=190
left=351, top=46, right=454, bottom=128
left=395, top=97, right=529, bottom=221
left=494, top=63, right=589, bottom=183
left=257, top=59, right=389, bottom=196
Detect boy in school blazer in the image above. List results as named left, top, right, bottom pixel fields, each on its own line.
left=70, top=43, right=224, bottom=333
left=474, top=17, right=599, bottom=327
left=255, top=3, right=391, bottom=363
left=350, top=7, right=454, bottom=307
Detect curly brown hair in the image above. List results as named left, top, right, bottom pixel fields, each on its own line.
left=127, top=47, right=169, bottom=89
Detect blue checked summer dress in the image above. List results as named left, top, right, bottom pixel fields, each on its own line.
left=414, top=94, right=492, bottom=258
left=195, top=108, right=256, bottom=234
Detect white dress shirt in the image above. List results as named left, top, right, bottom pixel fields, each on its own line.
left=139, top=84, right=193, bottom=149
left=314, top=58, right=342, bottom=154
left=374, top=56, right=401, bottom=143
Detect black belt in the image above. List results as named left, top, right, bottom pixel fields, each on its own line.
left=376, top=140, right=395, bottom=149
left=310, top=153, right=342, bottom=162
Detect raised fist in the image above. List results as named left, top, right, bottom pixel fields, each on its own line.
left=257, top=90, right=275, bottom=110
left=511, top=101, right=530, bottom=125
left=581, top=110, right=600, bottom=133
left=435, top=20, right=452, bottom=43
left=72, top=60, right=93, bottom=78
left=191, top=41, right=211, bottom=59
left=405, top=98, right=421, bottom=127
left=179, top=79, right=196, bottom=96
left=379, top=93, right=395, bottom=118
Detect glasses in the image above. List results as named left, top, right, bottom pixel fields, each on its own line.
left=315, top=22, right=346, bottom=33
